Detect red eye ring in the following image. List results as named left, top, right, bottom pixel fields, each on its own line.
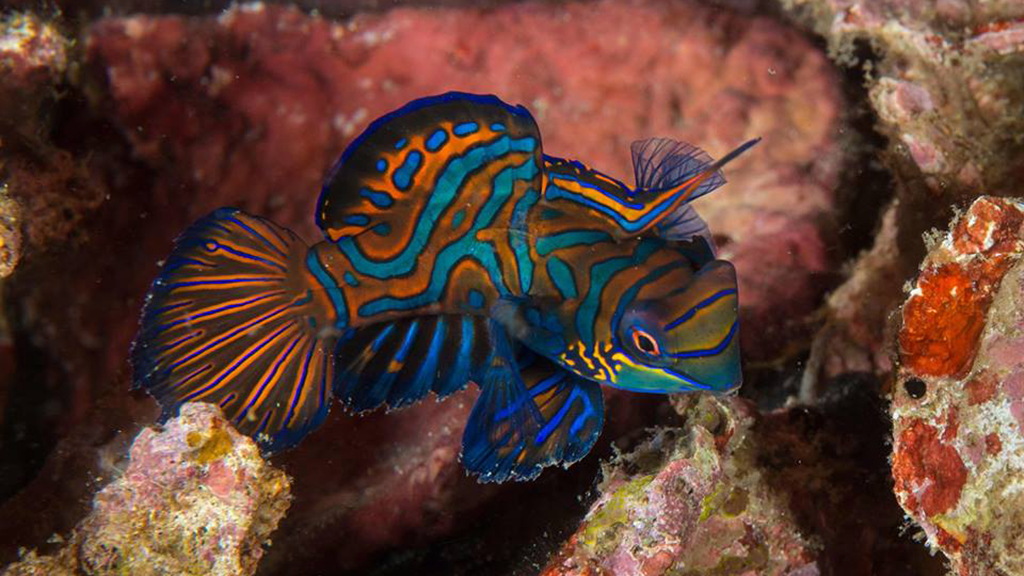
left=631, top=328, right=661, bottom=356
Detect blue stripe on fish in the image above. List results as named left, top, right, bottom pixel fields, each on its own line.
left=664, top=288, right=737, bottom=331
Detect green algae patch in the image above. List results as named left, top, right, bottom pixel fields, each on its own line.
left=700, top=484, right=750, bottom=522
left=580, top=474, right=654, bottom=556
left=698, top=483, right=727, bottom=522
left=721, top=488, right=749, bottom=518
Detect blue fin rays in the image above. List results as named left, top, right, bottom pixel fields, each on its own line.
left=542, top=137, right=758, bottom=243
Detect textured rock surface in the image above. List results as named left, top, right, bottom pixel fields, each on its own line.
left=542, top=396, right=820, bottom=576
left=543, top=385, right=932, bottom=576
left=0, top=10, right=100, bottom=277
left=784, top=0, right=1024, bottom=196
left=1, top=403, right=291, bottom=576
left=894, top=196, right=1024, bottom=575
left=786, top=0, right=1024, bottom=396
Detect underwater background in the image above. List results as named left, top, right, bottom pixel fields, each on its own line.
left=2, top=0, right=1024, bottom=574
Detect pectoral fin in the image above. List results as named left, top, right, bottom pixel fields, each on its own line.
left=461, top=326, right=604, bottom=483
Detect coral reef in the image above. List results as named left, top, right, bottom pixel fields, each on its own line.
left=0, top=1, right=848, bottom=573
left=544, top=381, right=930, bottom=576
left=1, top=403, right=291, bottom=576
left=894, top=196, right=1024, bottom=575
left=13, top=0, right=1020, bottom=572
left=785, top=0, right=1024, bottom=397
left=542, top=396, right=819, bottom=576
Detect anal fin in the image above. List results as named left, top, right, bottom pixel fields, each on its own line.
left=334, top=315, right=497, bottom=412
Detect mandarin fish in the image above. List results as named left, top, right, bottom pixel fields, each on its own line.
left=131, top=92, right=759, bottom=482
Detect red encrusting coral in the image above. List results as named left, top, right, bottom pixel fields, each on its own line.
left=965, top=371, right=998, bottom=406
left=984, top=433, right=1001, bottom=456
left=898, top=263, right=991, bottom=378
left=892, top=418, right=968, bottom=518
left=899, top=198, right=1024, bottom=378
left=894, top=196, right=1024, bottom=574
left=952, top=197, right=1024, bottom=256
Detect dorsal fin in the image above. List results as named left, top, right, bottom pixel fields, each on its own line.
left=631, top=138, right=723, bottom=199
left=539, top=138, right=759, bottom=242
left=315, top=92, right=544, bottom=243
left=626, top=137, right=760, bottom=237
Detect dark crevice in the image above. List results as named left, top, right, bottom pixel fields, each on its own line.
left=0, top=322, right=64, bottom=502
left=830, top=38, right=896, bottom=260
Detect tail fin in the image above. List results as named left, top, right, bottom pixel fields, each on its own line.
left=131, top=208, right=337, bottom=452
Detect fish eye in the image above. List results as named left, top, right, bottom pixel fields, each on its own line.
left=631, top=328, right=660, bottom=356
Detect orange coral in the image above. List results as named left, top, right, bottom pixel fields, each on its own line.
left=952, top=197, right=1024, bottom=256
left=892, top=418, right=967, bottom=517
left=900, top=197, right=1024, bottom=378
left=899, top=263, right=991, bottom=378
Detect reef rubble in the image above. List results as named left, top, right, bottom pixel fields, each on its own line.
left=1, top=402, right=291, bottom=576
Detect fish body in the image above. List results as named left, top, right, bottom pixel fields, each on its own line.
left=132, top=92, right=757, bottom=482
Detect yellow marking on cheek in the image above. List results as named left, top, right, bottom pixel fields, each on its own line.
left=593, top=351, right=615, bottom=382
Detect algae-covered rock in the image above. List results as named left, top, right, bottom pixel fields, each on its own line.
left=895, top=196, right=1024, bottom=575
left=0, top=10, right=80, bottom=279
left=1, top=403, right=291, bottom=576
left=544, top=379, right=928, bottom=576
left=543, top=395, right=820, bottom=576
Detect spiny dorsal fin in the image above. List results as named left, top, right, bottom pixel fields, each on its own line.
left=315, top=92, right=543, bottom=243
left=627, top=137, right=761, bottom=238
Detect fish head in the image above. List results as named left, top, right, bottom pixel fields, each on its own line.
left=608, top=259, right=741, bottom=394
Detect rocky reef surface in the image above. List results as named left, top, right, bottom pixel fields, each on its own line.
left=895, top=197, right=1024, bottom=576
left=0, top=0, right=1021, bottom=573
left=1, top=403, right=290, bottom=576
left=543, top=388, right=915, bottom=576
